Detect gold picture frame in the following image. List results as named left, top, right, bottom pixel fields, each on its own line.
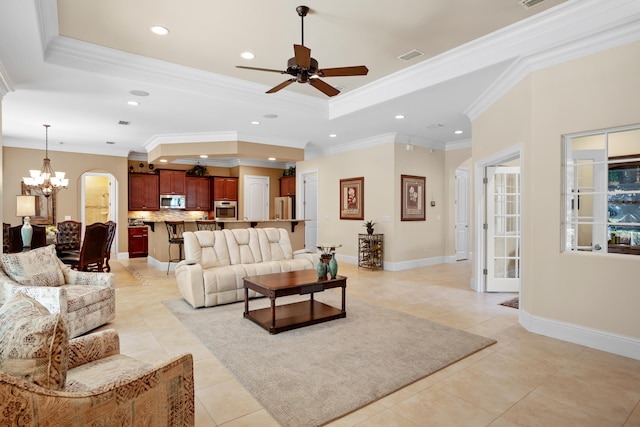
left=401, top=175, right=425, bottom=221
left=340, top=177, right=364, bottom=220
left=21, top=182, right=55, bottom=225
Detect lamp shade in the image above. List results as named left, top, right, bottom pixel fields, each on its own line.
left=16, top=195, right=37, bottom=217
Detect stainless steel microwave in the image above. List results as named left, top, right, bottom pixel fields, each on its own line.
left=159, top=194, right=186, bottom=209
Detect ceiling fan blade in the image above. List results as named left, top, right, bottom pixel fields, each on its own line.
left=319, top=66, right=369, bottom=77
left=309, top=78, right=340, bottom=97
left=293, top=44, right=311, bottom=69
left=266, top=79, right=296, bottom=94
left=236, top=65, right=286, bottom=74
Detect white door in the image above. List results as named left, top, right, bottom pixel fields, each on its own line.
left=302, top=172, right=318, bottom=251
left=455, top=167, right=470, bottom=261
left=486, top=166, right=521, bottom=292
left=243, top=176, right=269, bottom=220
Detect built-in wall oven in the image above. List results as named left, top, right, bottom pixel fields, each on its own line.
left=213, top=200, right=237, bottom=220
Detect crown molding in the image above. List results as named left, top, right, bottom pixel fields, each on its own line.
left=445, top=139, right=472, bottom=151
left=466, top=14, right=640, bottom=121
left=144, top=131, right=306, bottom=153
left=330, top=0, right=640, bottom=121
left=35, top=0, right=58, bottom=57
left=0, top=60, right=14, bottom=98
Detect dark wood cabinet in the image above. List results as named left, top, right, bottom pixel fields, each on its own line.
left=185, top=176, right=210, bottom=210
left=128, top=173, right=159, bottom=210
left=159, top=170, right=186, bottom=195
left=128, top=227, right=148, bottom=257
left=212, top=177, right=238, bottom=201
left=280, top=176, right=296, bottom=196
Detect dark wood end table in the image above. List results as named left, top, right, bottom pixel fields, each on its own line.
left=243, top=270, right=347, bottom=334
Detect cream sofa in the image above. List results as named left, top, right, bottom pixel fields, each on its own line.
left=175, top=228, right=319, bottom=308
left=0, top=245, right=115, bottom=338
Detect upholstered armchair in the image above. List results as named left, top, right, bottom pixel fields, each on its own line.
left=0, top=293, right=194, bottom=426
left=0, top=244, right=115, bottom=338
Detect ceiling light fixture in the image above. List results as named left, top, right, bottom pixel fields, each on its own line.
left=454, top=130, right=463, bottom=134
left=395, top=114, right=405, bottom=119
left=200, top=155, right=208, bottom=159
left=159, top=159, right=168, bottom=163
left=241, top=52, right=255, bottom=60
left=150, top=26, right=169, bottom=35
left=268, top=157, right=276, bottom=161
left=22, top=124, right=68, bottom=198
left=127, top=101, right=139, bottom=106
left=251, top=121, right=260, bottom=125
left=329, top=134, right=337, bottom=138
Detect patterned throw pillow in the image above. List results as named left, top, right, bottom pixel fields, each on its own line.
left=1, top=244, right=65, bottom=287
left=0, top=292, right=69, bottom=390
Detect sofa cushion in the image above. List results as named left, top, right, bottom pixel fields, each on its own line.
left=1, top=244, right=65, bottom=287
left=0, top=292, right=69, bottom=389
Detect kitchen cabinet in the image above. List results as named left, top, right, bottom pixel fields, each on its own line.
left=186, top=176, right=210, bottom=210
left=212, top=177, right=238, bottom=201
left=608, top=155, right=640, bottom=255
left=279, top=176, right=296, bottom=196
left=159, top=170, right=186, bottom=195
left=128, top=227, right=148, bottom=257
left=128, top=173, right=159, bottom=211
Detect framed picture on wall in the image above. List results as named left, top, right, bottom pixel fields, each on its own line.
left=21, top=182, right=55, bottom=225
left=401, top=174, right=425, bottom=221
left=340, top=177, right=364, bottom=220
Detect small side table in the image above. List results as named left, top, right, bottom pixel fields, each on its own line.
left=358, top=234, right=383, bottom=270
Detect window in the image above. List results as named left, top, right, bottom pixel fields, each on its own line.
left=562, top=125, right=640, bottom=255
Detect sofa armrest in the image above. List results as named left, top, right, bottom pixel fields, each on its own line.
left=294, top=251, right=321, bottom=268
left=175, top=261, right=205, bottom=308
left=68, top=329, right=120, bottom=369
left=1, top=281, right=65, bottom=315
left=61, top=262, right=114, bottom=288
left=0, top=353, right=195, bottom=426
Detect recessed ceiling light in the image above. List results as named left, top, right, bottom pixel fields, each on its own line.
left=268, top=157, right=276, bottom=161
left=329, top=134, right=337, bottom=138
left=241, top=52, right=255, bottom=59
left=200, top=155, right=208, bottom=159
left=263, top=114, right=278, bottom=119
left=159, top=159, right=168, bottom=163
left=129, top=90, right=149, bottom=97
left=251, top=121, right=260, bottom=125
left=150, top=26, right=169, bottom=36
left=454, top=130, right=463, bottom=134
left=395, top=114, right=405, bottom=119
left=127, top=101, right=139, bottom=106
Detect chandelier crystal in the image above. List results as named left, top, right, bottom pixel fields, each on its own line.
left=22, top=124, right=69, bottom=198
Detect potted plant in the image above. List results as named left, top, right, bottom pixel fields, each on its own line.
left=363, top=220, right=375, bottom=235
left=186, top=164, right=209, bottom=177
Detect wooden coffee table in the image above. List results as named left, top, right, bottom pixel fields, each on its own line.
left=243, top=270, right=347, bottom=334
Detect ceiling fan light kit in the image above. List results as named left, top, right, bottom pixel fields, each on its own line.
left=236, top=5, right=368, bottom=97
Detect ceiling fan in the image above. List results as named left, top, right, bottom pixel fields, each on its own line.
left=236, top=5, right=369, bottom=97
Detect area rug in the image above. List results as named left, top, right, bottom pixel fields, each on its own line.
left=499, top=296, right=519, bottom=309
left=163, top=293, right=496, bottom=427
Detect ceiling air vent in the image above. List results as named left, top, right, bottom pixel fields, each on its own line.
left=519, top=0, right=546, bottom=9
left=398, top=49, right=424, bottom=62
left=118, top=120, right=130, bottom=126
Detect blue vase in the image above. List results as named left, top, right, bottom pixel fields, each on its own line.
left=317, top=260, right=327, bottom=279
left=329, top=253, right=338, bottom=279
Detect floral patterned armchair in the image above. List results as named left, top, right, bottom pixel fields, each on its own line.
left=0, top=293, right=194, bottom=426
left=0, top=244, right=115, bottom=338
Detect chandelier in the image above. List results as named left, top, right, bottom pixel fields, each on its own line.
left=22, top=124, right=68, bottom=197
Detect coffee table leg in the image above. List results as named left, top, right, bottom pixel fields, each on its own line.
left=244, top=287, right=249, bottom=315
left=342, top=285, right=346, bottom=312
left=271, top=297, right=276, bottom=329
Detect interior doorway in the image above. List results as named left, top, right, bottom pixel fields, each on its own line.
left=473, top=146, right=522, bottom=294
left=300, top=171, right=318, bottom=251
left=81, top=172, right=117, bottom=254
left=243, top=175, right=269, bottom=220
left=455, top=167, right=470, bottom=261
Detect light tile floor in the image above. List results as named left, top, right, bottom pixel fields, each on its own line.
left=104, top=259, right=640, bottom=426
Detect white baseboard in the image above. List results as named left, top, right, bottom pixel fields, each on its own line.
left=519, top=309, right=640, bottom=361
left=337, top=254, right=447, bottom=272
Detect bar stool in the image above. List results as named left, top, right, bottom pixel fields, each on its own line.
left=195, top=220, right=216, bottom=231
left=165, top=221, right=185, bottom=275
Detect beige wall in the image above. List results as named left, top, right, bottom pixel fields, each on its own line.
left=3, top=147, right=129, bottom=254
left=298, top=142, right=456, bottom=266
left=473, top=40, right=640, bottom=338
